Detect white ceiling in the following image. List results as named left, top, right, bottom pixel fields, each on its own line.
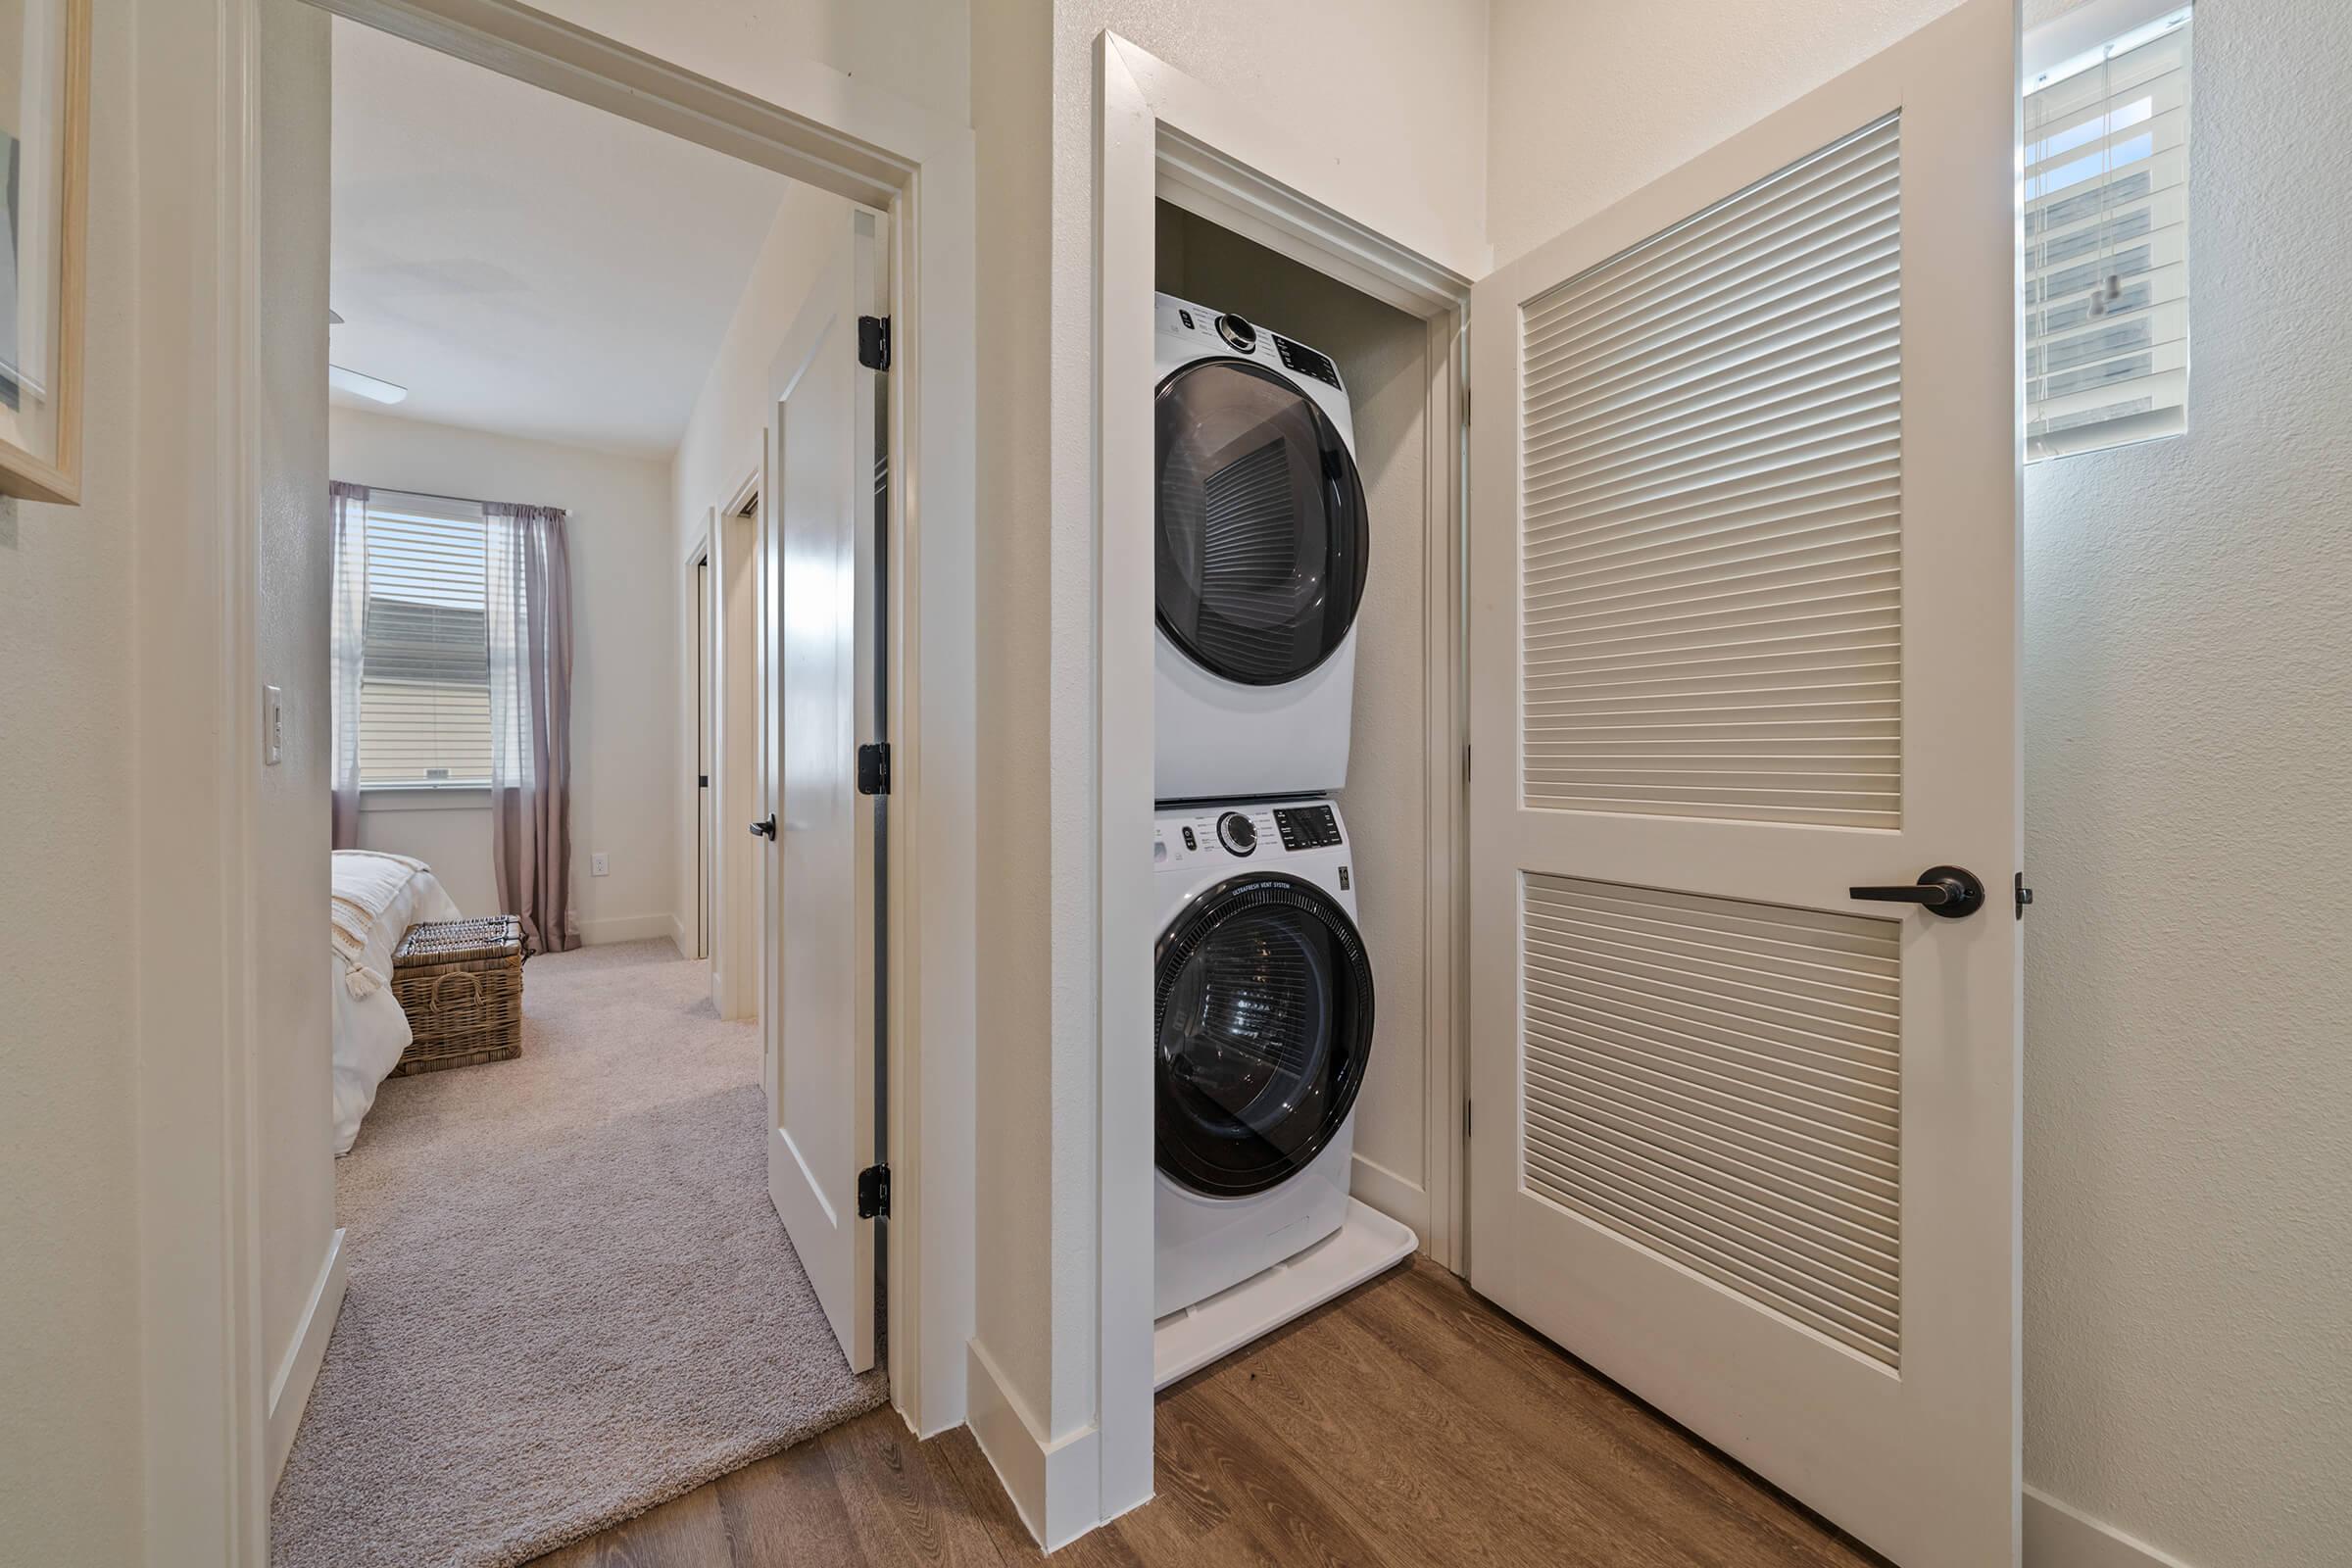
left=329, top=18, right=793, bottom=457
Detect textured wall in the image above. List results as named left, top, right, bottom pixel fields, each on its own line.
left=1485, top=0, right=1973, bottom=268
left=2018, top=3, right=2352, bottom=1562
left=0, top=7, right=144, bottom=1561
left=1485, top=1, right=2352, bottom=1562
left=330, top=408, right=682, bottom=944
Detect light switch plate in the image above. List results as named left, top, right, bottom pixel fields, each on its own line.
left=591, top=852, right=610, bottom=877
left=264, top=684, right=283, bottom=765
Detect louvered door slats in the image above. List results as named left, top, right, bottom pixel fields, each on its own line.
left=1520, top=116, right=1903, bottom=828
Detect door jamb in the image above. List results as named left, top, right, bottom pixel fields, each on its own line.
left=683, top=524, right=713, bottom=962
left=1090, top=28, right=1475, bottom=1537
left=142, top=4, right=978, bottom=1561
left=711, top=465, right=762, bottom=1022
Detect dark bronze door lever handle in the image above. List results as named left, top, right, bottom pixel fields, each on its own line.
left=1849, top=865, right=1985, bottom=918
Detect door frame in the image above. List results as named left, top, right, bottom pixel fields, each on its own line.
left=683, top=525, right=712, bottom=962
left=135, top=2, right=978, bottom=1560
left=1088, top=30, right=1475, bottom=1533
left=711, top=466, right=763, bottom=1022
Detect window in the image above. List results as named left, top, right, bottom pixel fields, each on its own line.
left=358, top=490, right=493, bottom=787
left=2024, top=5, right=2190, bottom=460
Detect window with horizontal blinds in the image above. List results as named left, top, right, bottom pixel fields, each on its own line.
left=2024, top=8, right=2191, bottom=461
left=357, top=490, right=492, bottom=787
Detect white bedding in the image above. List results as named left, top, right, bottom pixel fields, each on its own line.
left=331, top=851, right=462, bottom=1153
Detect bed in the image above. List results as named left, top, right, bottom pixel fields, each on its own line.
left=331, top=850, right=463, bottom=1153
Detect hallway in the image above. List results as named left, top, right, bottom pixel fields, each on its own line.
left=545, top=1258, right=1882, bottom=1567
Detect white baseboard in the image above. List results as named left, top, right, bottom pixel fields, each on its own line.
left=1348, top=1151, right=1429, bottom=1244
left=267, top=1227, right=348, bottom=1483
left=669, top=912, right=689, bottom=956
left=575, top=912, right=676, bottom=946
left=2027, top=1487, right=2200, bottom=1568
left=963, top=1338, right=1102, bottom=1550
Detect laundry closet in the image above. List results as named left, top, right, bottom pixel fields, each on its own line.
left=1149, top=199, right=1464, bottom=1374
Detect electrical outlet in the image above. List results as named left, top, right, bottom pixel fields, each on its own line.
left=591, top=853, right=610, bottom=877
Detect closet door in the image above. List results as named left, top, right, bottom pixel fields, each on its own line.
left=1465, top=1, right=2021, bottom=1563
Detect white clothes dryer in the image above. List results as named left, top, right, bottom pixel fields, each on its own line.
left=1154, top=292, right=1369, bottom=803
left=1152, top=796, right=1373, bottom=1317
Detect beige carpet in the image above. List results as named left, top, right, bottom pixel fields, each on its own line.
left=270, top=940, right=886, bottom=1568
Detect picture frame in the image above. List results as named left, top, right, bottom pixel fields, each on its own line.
left=0, top=0, right=88, bottom=506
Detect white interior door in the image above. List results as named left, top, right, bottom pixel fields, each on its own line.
left=757, top=207, right=888, bottom=1373
left=1466, top=2, right=2020, bottom=1563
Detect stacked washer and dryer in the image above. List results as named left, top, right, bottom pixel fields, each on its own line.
left=1151, top=292, right=1412, bottom=1378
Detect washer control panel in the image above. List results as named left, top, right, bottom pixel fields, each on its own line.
left=1153, top=801, right=1346, bottom=870
left=1272, top=803, right=1343, bottom=851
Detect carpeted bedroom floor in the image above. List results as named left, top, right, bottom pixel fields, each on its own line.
left=270, top=940, right=886, bottom=1568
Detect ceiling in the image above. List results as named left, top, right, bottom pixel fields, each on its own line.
left=329, top=18, right=794, bottom=457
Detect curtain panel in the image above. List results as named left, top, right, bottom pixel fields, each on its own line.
left=486, top=501, right=577, bottom=954
left=328, top=480, right=370, bottom=850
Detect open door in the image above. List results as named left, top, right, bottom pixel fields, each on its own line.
left=1466, top=2, right=2020, bottom=1563
left=755, top=207, right=889, bottom=1373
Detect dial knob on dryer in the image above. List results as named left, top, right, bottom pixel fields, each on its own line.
left=1215, top=313, right=1257, bottom=353
left=1216, top=810, right=1258, bottom=856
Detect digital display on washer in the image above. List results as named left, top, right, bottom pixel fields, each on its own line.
left=1273, top=805, right=1343, bottom=851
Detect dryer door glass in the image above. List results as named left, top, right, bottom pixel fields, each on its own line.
left=1155, top=872, right=1375, bottom=1198
left=1156, top=360, right=1369, bottom=687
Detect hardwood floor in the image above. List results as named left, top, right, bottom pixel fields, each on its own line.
left=537, top=1257, right=1886, bottom=1567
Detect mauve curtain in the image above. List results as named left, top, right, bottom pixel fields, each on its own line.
left=328, top=481, right=369, bottom=850
left=486, top=501, right=577, bottom=955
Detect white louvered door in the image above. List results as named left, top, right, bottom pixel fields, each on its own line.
left=1465, top=2, right=2021, bottom=1563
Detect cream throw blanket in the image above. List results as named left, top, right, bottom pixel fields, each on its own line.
left=331, top=851, right=429, bottom=997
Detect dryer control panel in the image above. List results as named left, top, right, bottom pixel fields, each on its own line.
left=1154, top=291, right=1348, bottom=397
left=1154, top=801, right=1346, bottom=870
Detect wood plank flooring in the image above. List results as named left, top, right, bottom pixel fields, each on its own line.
left=536, top=1257, right=1886, bottom=1567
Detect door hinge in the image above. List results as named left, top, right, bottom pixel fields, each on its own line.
left=698, top=773, right=709, bottom=788
left=858, top=315, right=892, bottom=371
left=857, top=1162, right=891, bottom=1219
left=2015, top=871, right=2034, bottom=919
left=1463, top=1100, right=1472, bottom=1140
left=857, top=742, right=892, bottom=796
left=1461, top=385, right=1471, bottom=426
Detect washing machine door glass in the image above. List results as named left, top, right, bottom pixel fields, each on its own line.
left=1156, top=360, right=1369, bottom=687
left=1155, top=872, right=1375, bottom=1198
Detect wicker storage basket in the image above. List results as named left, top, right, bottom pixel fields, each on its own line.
left=389, top=915, right=524, bottom=1075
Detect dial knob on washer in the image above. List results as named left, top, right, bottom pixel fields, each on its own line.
left=1216, top=313, right=1257, bottom=353
left=1216, top=810, right=1258, bottom=856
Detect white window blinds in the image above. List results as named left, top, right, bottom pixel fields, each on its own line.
left=2024, top=8, right=2191, bottom=460
left=358, top=490, right=493, bottom=786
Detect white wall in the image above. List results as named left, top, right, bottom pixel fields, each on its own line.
left=256, top=0, right=338, bottom=1452
left=2018, top=3, right=2352, bottom=1564
left=0, top=7, right=146, bottom=1561
left=331, top=407, right=680, bottom=945
left=1484, top=2, right=2352, bottom=1563
left=667, top=179, right=855, bottom=977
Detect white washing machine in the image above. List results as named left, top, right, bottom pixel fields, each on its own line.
left=1154, top=292, right=1369, bottom=803
left=1153, top=796, right=1374, bottom=1318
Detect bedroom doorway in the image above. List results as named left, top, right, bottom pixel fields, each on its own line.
left=257, top=3, right=969, bottom=1561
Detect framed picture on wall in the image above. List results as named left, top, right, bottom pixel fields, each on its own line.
left=0, top=0, right=86, bottom=506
